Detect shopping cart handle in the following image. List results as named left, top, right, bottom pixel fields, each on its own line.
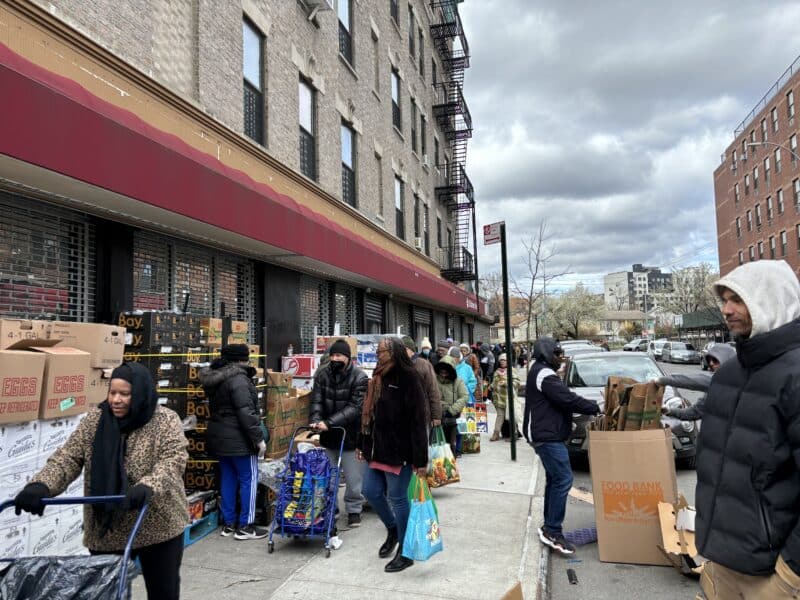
left=0, top=495, right=128, bottom=514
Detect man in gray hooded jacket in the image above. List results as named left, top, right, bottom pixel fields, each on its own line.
left=696, top=260, right=800, bottom=599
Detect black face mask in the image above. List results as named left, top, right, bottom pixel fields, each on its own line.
left=330, top=360, right=346, bottom=372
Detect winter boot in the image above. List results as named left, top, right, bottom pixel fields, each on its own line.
left=378, top=526, right=398, bottom=558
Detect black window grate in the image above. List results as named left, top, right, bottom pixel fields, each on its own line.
left=334, top=282, right=359, bottom=336
left=342, top=164, right=356, bottom=207
left=244, top=82, right=263, bottom=144
left=300, top=275, right=330, bottom=353
left=394, top=301, right=411, bottom=336
left=339, top=22, right=353, bottom=65
left=300, top=128, right=317, bottom=180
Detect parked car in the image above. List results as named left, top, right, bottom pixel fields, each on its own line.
left=563, top=344, right=608, bottom=357
left=661, top=341, right=701, bottom=364
left=622, top=338, right=649, bottom=351
left=564, top=352, right=697, bottom=467
left=647, top=339, right=668, bottom=361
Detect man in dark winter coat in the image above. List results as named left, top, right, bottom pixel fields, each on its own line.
left=524, top=337, right=598, bottom=556
left=402, top=335, right=442, bottom=427
left=696, top=260, right=800, bottom=599
left=200, top=344, right=267, bottom=540
left=310, top=339, right=369, bottom=527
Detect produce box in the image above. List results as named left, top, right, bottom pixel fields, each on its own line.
left=184, top=459, right=219, bottom=492
left=48, top=322, right=125, bottom=369
left=0, top=349, right=46, bottom=424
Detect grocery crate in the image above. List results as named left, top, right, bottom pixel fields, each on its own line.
left=183, top=510, right=219, bottom=547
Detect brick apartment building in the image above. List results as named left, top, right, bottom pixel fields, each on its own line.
left=714, top=55, right=800, bottom=278
left=0, top=0, right=491, bottom=364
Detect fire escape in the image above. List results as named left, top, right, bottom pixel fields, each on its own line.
left=430, top=0, right=477, bottom=284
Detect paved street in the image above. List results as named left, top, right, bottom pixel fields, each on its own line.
left=550, top=361, right=704, bottom=600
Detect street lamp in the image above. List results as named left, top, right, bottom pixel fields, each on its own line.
left=747, top=141, right=800, bottom=163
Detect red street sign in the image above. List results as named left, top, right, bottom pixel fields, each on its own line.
left=483, top=222, right=503, bottom=245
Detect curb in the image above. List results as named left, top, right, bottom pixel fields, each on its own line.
left=535, top=544, right=550, bottom=600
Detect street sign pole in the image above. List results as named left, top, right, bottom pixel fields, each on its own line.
left=500, top=223, right=517, bottom=461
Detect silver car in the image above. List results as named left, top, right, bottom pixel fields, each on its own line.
left=661, top=342, right=701, bottom=364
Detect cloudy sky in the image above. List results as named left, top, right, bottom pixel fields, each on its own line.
left=460, top=1, right=800, bottom=293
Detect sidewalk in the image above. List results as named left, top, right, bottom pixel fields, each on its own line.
left=133, top=409, right=545, bottom=599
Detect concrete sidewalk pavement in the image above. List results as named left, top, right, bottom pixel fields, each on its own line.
left=133, top=410, right=545, bottom=599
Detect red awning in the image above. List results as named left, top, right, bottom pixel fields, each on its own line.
left=0, top=41, right=482, bottom=315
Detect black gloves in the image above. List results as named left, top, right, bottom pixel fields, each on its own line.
left=123, top=484, right=153, bottom=510
left=14, top=482, right=51, bottom=516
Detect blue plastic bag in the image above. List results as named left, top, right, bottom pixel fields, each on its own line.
left=402, top=475, right=443, bottom=561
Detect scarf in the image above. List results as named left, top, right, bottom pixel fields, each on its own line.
left=90, top=362, right=158, bottom=535
left=362, top=358, right=394, bottom=431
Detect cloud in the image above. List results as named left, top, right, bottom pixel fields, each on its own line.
left=459, top=0, right=800, bottom=292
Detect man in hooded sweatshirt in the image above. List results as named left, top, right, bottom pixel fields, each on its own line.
left=695, top=260, right=800, bottom=599
left=655, top=343, right=736, bottom=421
left=524, top=337, right=599, bottom=556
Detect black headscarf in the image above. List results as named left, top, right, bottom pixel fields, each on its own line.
left=90, top=362, right=158, bottom=534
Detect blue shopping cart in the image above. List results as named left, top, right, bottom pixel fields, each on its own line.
left=268, top=426, right=345, bottom=558
left=0, top=495, right=148, bottom=600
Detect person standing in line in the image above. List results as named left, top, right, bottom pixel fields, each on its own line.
left=309, top=339, right=369, bottom=528
left=200, top=344, right=267, bottom=540
left=402, top=335, right=442, bottom=428
left=479, top=342, right=496, bottom=383
left=430, top=339, right=450, bottom=368
left=524, top=337, right=599, bottom=556
left=460, top=343, right=483, bottom=400
left=357, top=337, right=429, bottom=573
left=489, top=353, right=520, bottom=441
left=448, top=346, right=477, bottom=404
left=419, top=337, right=434, bottom=361
left=695, top=260, right=800, bottom=599
left=14, top=362, right=188, bottom=600
left=434, top=355, right=468, bottom=457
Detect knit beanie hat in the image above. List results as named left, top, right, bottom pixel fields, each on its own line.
left=221, top=343, right=250, bottom=362
left=328, top=339, right=351, bottom=359
left=420, top=337, right=432, bottom=350
left=448, top=347, right=462, bottom=360
left=401, top=335, right=417, bottom=352
left=459, top=343, right=470, bottom=351
left=437, top=339, right=451, bottom=350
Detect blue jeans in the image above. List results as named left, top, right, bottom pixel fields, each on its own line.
left=219, top=455, right=257, bottom=527
left=361, top=464, right=413, bottom=548
left=534, top=442, right=573, bottom=536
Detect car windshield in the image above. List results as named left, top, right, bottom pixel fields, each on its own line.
left=564, top=346, right=602, bottom=357
left=568, top=355, right=662, bottom=388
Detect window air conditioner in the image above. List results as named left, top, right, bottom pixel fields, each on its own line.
left=741, top=151, right=748, bottom=162
left=414, top=237, right=424, bottom=250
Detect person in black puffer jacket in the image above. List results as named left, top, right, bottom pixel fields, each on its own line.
left=199, top=344, right=266, bottom=541
left=696, top=260, right=800, bottom=599
left=309, top=339, right=369, bottom=528
left=523, top=336, right=598, bottom=557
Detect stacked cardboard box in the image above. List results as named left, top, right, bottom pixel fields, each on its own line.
left=262, top=372, right=313, bottom=458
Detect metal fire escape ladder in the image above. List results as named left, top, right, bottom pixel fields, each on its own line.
left=431, top=0, right=476, bottom=284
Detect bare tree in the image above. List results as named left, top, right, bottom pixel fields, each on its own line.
left=653, top=263, right=722, bottom=321
left=551, top=284, right=605, bottom=339
left=479, top=272, right=503, bottom=317
left=510, top=220, right=569, bottom=349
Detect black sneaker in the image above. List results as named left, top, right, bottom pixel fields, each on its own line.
left=539, top=528, right=576, bottom=555
left=220, top=524, right=235, bottom=537
left=234, top=524, right=268, bottom=540
left=347, top=513, right=361, bottom=527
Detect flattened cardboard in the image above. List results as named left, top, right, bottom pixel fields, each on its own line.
left=588, top=428, right=678, bottom=566
left=0, top=350, right=46, bottom=425
left=48, top=322, right=125, bottom=368
left=658, top=495, right=704, bottom=577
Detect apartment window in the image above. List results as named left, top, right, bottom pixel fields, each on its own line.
left=749, top=130, right=757, bottom=152
left=791, top=134, right=798, bottom=164
left=746, top=209, right=753, bottom=231
left=735, top=217, right=741, bottom=238
left=418, top=28, right=425, bottom=75
left=420, top=115, right=427, bottom=158
left=772, top=106, right=779, bottom=132
left=372, top=34, right=380, bottom=92
left=781, top=230, right=788, bottom=256
left=767, top=195, right=774, bottom=220
left=738, top=250, right=744, bottom=266
left=758, top=241, right=764, bottom=259
left=749, top=245, right=755, bottom=261
left=431, top=59, right=437, bottom=87
left=732, top=149, right=738, bottom=171
left=413, top=194, right=420, bottom=238
left=734, top=182, right=740, bottom=204
left=376, top=153, right=384, bottom=216
left=755, top=203, right=762, bottom=228
left=778, top=188, right=785, bottom=214
left=742, top=139, right=748, bottom=160
left=341, top=121, right=356, bottom=207
left=391, top=68, right=401, bottom=130
left=764, top=157, right=771, bottom=186
left=761, top=118, right=768, bottom=142
left=769, top=236, right=776, bottom=259
left=797, top=225, right=800, bottom=251
left=744, top=173, right=750, bottom=195
left=788, top=90, right=795, bottom=119
left=436, top=216, right=442, bottom=247
left=776, top=148, right=782, bottom=174
left=338, top=0, right=353, bottom=65
left=794, top=179, right=800, bottom=207
left=410, top=99, right=418, bottom=153
left=423, top=205, right=430, bottom=255
left=394, top=176, right=404, bottom=239
left=299, top=79, right=316, bottom=180
left=434, top=137, right=440, bottom=167
left=753, top=166, right=759, bottom=191
left=408, top=5, right=415, bottom=58
left=390, top=0, right=398, bottom=24
left=243, top=19, right=264, bottom=145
